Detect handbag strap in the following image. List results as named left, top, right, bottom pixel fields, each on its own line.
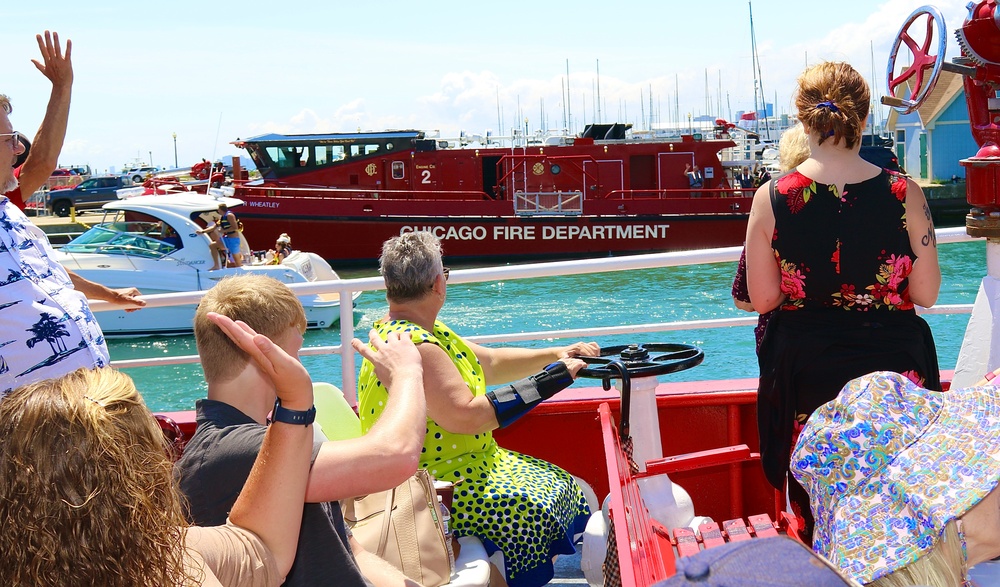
left=376, top=486, right=396, bottom=556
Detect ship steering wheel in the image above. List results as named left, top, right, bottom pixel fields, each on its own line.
left=577, top=343, right=704, bottom=380
left=884, top=6, right=949, bottom=114
left=575, top=343, right=703, bottom=440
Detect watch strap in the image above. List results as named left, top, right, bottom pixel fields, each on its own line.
left=272, top=397, right=316, bottom=425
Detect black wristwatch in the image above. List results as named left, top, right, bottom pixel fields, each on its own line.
left=271, top=397, right=316, bottom=425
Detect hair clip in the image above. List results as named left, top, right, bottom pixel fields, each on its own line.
left=82, top=396, right=104, bottom=407
left=816, top=101, right=840, bottom=113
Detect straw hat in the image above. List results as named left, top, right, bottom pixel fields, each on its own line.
left=791, top=371, right=1000, bottom=584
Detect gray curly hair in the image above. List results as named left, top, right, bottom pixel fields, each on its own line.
left=379, top=232, right=444, bottom=303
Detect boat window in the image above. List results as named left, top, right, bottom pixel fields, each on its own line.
left=350, top=144, right=381, bottom=157
left=61, top=226, right=178, bottom=257
left=391, top=161, right=405, bottom=179
left=310, top=145, right=346, bottom=166
left=265, top=146, right=303, bottom=169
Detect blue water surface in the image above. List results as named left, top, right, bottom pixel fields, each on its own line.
left=116, top=240, right=986, bottom=412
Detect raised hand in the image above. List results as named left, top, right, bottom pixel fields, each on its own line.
left=32, top=31, right=73, bottom=90
left=207, top=312, right=313, bottom=410
left=352, top=329, right=422, bottom=390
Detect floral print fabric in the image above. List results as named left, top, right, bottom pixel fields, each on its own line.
left=0, top=197, right=108, bottom=395
left=771, top=170, right=915, bottom=312
left=791, top=371, right=1000, bottom=584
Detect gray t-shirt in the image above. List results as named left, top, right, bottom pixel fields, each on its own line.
left=176, top=399, right=373, bottom=587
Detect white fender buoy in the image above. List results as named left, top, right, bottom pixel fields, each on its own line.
left=638, top=474, right=695, bottom=531
left=580, top=496, right=611, bottom=587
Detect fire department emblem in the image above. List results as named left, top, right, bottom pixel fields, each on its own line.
left=365, top=163, right=378, bottom=176
left=532, top=162, right=545, bottom=175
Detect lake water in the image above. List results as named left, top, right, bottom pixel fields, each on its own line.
left=115, top=240, right=986, bottom=412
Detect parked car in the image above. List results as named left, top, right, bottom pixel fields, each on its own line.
left=121, top=166, right=159, bottom=185
left=46, top=175, right=131, bottom=217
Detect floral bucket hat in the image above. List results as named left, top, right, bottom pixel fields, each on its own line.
left=790, top=371, right=1000, bottom=584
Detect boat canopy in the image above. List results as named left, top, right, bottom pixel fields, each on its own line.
left=235, top=131, right=425, bottom=178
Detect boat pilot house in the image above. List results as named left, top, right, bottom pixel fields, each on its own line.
left=231, top=125, right=751, bottom=264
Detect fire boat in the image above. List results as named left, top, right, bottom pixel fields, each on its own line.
left=228, top=123, right=753, bottom=265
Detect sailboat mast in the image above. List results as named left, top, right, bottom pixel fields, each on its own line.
left=749, top=1, right=771, bottom=141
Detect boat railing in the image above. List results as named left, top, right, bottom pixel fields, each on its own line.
left=603, top=188, right=755, bottom=201
left=236, top=184, right=491, bottom=202
left=90, top=226, right=977, bottom=402
left=513, top=191, right=583, bottom=215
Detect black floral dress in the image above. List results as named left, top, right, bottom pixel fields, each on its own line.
left=756, top=169, right=939, bottom=490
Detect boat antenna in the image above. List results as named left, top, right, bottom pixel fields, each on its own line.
left=649, top=84, right=653, bottom=133
left=675, top=74, right=680, bottom=129
left=562, top=78, right=568, bottom=131
left=640, top=87, right=646, bottom=131
left=566, top=59, right=572, bottom=133
left=596, top=59, right=602, bottom=124
left=496, top=86, right=502, bottom=140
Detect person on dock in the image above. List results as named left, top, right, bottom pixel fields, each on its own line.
left=792, top=371, right=1000, bottom=587
left=0, top=92, right=144, bottom=396
left=176, top=274, right=428, bottom=587
left=745, top=62, right=941, bottom=535
left=3, top=31, right=72, bottom=210
left=357, top=231, right=598, bottom=587
left=0, top=305, right=322, bottom=586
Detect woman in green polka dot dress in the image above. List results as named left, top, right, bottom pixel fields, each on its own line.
left=357, top=232, right=598, bottom=587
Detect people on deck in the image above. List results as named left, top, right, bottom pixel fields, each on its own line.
left=737, top=165, right=754, bottom=191
left=196, top=221, right=229, bottom=270
left=176, top=274, right=428, bottom=587
left=357, top=232, right=597, bottom=587
left=201, top=203, right=243, bottom=267
left=0, top=305, right=325, bottom=586
left=268, top=232, right=293, bottom=264
left=0, top=91, right=144, bottom=395
left=753, top=163, right=771, bottom=188
left=792, top=371, right=1000, bottom=587
left=744, top=62, right=941, bottom=531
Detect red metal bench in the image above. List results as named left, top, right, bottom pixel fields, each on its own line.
left=598, top=402, right=805, bottom=586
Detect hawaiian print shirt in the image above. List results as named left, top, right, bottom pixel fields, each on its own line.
left=0, top=197, right=108, bottom=395
left=770, top=170, right=915, bottom=312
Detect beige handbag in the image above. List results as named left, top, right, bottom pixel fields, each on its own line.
left=343, top=469, right=452, bottom=587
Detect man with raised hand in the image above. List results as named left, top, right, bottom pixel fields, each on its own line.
left=6, top=31, right=73, bottom=209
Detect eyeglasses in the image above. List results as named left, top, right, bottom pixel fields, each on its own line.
left=0, top=132, right=19, bottom=148
left=443, top=267, right=450, bottom=282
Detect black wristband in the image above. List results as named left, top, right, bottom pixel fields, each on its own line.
left=272, top=397, right=316, bottom=425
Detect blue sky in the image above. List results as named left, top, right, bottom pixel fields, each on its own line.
left=3, top=1, right=970, bottom=173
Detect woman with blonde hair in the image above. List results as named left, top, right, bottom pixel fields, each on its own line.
left=0, top=313, right=410, bottom=586
left=745, top=62, right=941, bottom=530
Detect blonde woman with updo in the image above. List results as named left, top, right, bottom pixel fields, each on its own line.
left=745, top=62, right=941, bottom=534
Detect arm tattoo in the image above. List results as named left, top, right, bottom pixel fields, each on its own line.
left=920, top=203, right=937, bottom=248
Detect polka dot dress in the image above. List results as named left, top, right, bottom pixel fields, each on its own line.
left=358, top=319, right=591, bottom=587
